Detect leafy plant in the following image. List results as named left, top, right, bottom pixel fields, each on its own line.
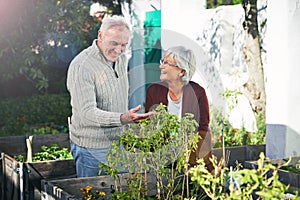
left=14, top=144, right=72, bottom=162
left=221, top=89, right=242, bottom=112
left=14, top=155, right=27, bottom=163
left=189, top=152, right=299, bottom=199
left=99, top=104, right=201, bottom=199
left=207, top=0, right=243, bottom=9
left=120, top=108, right=180, bottom=152
left=32, top=144, right=72, bottom=162
left=274, top=159, right=300, bottom=175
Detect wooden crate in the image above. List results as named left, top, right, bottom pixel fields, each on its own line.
left=41, top=172, right=158, bottom=200
left=0, top=134, right=76, bottom=200
left=0, top=134, right=70, bottom=157
left=0, top=133, right=265, bottom=199
left=212, top=144, right=266, bottom=167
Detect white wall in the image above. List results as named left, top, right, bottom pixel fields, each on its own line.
left=161, top=0, right=260, bottom=132
left=161, top=0, right=209, bottom=92
left=266, top=0, right=300, bottom=159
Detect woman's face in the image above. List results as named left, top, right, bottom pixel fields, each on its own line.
left=159, top=54, right=185, bottom=83
left=97, top=27, right=130, bottom=62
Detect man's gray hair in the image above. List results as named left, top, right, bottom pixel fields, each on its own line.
left=165, top=46, right=196, bottom=84
left=99, top=15, right=131, bottom=34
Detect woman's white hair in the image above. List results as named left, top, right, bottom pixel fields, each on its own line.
left=165, top=46, right=196, bottom=84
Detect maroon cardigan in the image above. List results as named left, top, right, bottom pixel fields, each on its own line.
left=145, top=81, right=209, bottom=131
left=145, top=81, right=213, bottom=171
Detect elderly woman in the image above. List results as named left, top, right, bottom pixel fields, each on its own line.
left=145, top=46, right=213, bottom=172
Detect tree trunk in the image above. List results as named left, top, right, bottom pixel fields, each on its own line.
left=242, top=0, right=266, bottom=119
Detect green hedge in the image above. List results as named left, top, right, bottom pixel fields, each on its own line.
left=0, top=93, right=71, bottom=136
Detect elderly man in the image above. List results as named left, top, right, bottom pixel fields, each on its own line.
left=67, top=15, right=153, bottom=177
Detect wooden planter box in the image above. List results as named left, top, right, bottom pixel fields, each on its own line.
left=0, top=133, right=265, bottom=200
left=41, top=172, right=158, bottom=200
left=0, top=134, right=70, bottom=157
left=0, top=134, right=76, bottom=200
left=40, top=144, right=266, bottom=200
left=212, top=144, right=266, bottom=167
left=245, top=156, right=300, bottom=193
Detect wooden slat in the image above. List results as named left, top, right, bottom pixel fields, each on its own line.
left=2, top=153, right=21, bottom=200
left=246, top=144, right=266, bottom=161
left=21, top=159, right=76, bottom=200
left=30, top=134, right=70, bottom=154
left=212, top=144, right=266, bottom=167
left=1, top=153, right=3, bottom=200
left=213, top=146, right=247, bottom=167
left=25, top=159, right=76, bottom=180
left=0, top=135, right=27, bottom=156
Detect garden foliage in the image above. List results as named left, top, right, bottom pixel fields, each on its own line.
left=14, top=144, right=72, bottom=162
left=190, top=152, right=299, bottom=199
left=0, top=93, right=71, bottom=136
left=0, top=0, right=106, bottom=93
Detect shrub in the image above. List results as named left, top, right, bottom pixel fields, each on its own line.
left=0, top=93, right=71, bottom=136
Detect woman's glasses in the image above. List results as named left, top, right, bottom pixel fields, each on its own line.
left=160, top=59, right=178, bottom=67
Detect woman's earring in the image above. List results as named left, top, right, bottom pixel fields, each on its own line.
left=181, top=70, right=186, bottom=77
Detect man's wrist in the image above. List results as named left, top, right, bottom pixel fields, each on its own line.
left=120, top=112, right=132, bottom=124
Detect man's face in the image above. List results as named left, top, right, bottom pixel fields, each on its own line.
left=97, top=27, right=130, bottom=62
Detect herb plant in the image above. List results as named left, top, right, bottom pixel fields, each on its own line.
left=189, top=152, right=299, bottom=199
left=14, top=144, right=72, bottom=162
left=99, top=104, right=200, bottom=199
left=32, top=144, right=72, bottom=161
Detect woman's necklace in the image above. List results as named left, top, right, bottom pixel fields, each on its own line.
left=169, top=90, right=182, bottom=101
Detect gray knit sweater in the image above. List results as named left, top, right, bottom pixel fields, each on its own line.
left=66, top=40, right=129, bottom=148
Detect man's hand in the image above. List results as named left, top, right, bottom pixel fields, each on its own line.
left=120, top=105, right=155, bottom=124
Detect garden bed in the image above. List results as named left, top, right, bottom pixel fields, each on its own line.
left=0, top=131, right=266, bottom=200
left=0, top=133, right=76, bottom=200
left=40, top=144, right=266, bottom=200
left=41, top=172, right=158, bottom=200
left=245, top=156, right=300, bottom=193
left=0, top=133, right=70, bottom=157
